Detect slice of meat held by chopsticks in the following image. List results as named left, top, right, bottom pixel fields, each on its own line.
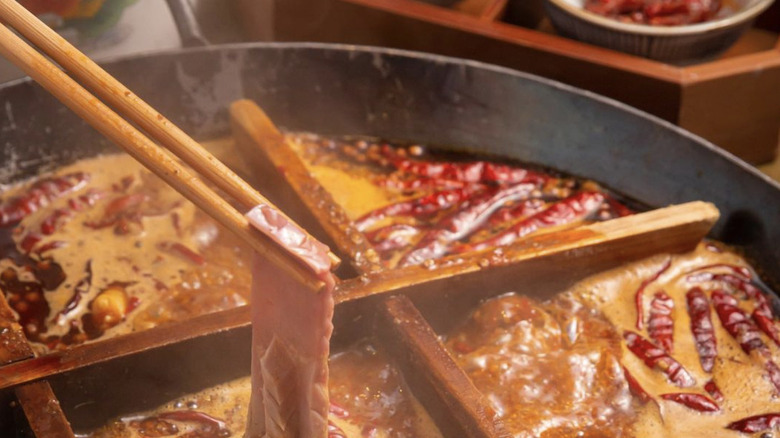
left=245, top=204, right=336, bottom=438
left=0, top=2, right=339, bottom=436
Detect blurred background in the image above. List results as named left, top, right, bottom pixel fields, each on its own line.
left=0, top=0, right=244, bottom=82
left=0, top=0, right=777, bottom=175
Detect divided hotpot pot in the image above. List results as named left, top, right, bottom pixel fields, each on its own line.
left=0, top=43, right=778, bottom=436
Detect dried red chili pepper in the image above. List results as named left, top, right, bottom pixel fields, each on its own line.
left=19, top=232, right=42, bottom=253
left=52, top=260, right=92, bottom=325
left=635, top=259, right=672, bottom=330
left=687, top=271, right=760, bottom=302
left=767, top=361, right=780, bottom=395
left=686, top=263, right=752, bottom=280
left=704, top=380, right=723, bottom=403
left=157, top=411, right=230, bottom=437
left=585, top=0, right=644, bottom=16
left=694, top=271, right=780, bottom=344
left=399, top=183, right=536, bottom=266
left=585, top=0, right=721, bottom=25
left=67, top=189, right=104, bottom=211
left=329, top=402, right=350, bottom=419
left=157, top=242, right=206, bottom=266
left=727, top=413, right=780, bottom=434
left=376, top=176, right=469, bottom=191
left=84, top=193, right=148, bottom=232
left=380, top=145, right=549, bottom=186
left=485, top=198, right=547, bottom=229
left=40, top=208, right=71, bottom=235
left=328, top=422, right=348, bottom=438
left=112, top=175, right=135, bottom=193
left=649, top=290, right=674, bottom=353
left=622, top=366, right=653, bottom=404
left=355, top=186, right=484, bottom=231
left=604, top=194, right=634, bottom=218
left=624, top=330, right=695, bottom=387
left=660, top=393, right=719, bottom=412
left=747, top=285, right=780, bottom=347
left=33, top=240, right=66, bottom=256
left=327, top=403, right=350, bottom=438
left=711, top=290, right=767, bottom=356
left=104, top=193, right=148, bottom=219
left=753, top=309, right=780, bottom=348
left=0, top=172, right=89, bottom=227
left=686, top=287, right=717, bottom=372
left=365, top=223, right=422, bottom=253
left=455, top=191, right=605, bottom=254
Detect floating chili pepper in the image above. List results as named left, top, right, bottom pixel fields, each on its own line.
left=687, top=271, right=761, bottom=302
left=127, top=296, right=141, bottom=312
left=399, top=183, right=536, bottom=266
left=40, top=208, right=71, bottom=235
left=68, top=189, right=104, bottom=211
left=329, top=402, right=350, bottom=419
left=748, top=285, right=780, bottom=347
left=0, top=172, right=89, bottom=227
left=604, top=194, right=634, bottom=218
left=635, top=259, right=672, bottom=330
left=767, top=361, right=780, bottom=395
left=455, top=191, right=605, bottom=254
left=84, top=193, right=148, bottom=233
left=328, top=422, right=348, bottom=438
left=622, top=366, right=653, bottom=404
left=376, top=175, right=469, bottom=191
left=753, top=309, right=780, bottom=348
left=328, top=403, right=349, bottom=438
left=365, top=223, right=422, bottom=253
left=585, top=0, right=721, bottom=25
left=355, top=186, right=484, bottom=231
left=380, top=144, right=550, bottom=186
left=660, top=393, right=720, bottom=412
left=157, top=411, right=230, bottom=437
left=704, top=380, right=724, bottom=403
left=53, top=260, right=92, bottom=325
left=727, top=413, right=780, bottom=434
left=485, top=198, right=547, bottom=229
left=19, top=232, right=42, bottom=253
left=131, top=417, right=178, bottom=436
left=624, top=330, right=695, bottom=387
left=649, top=290, right=674, bottom=353
left=112, top=175, right=135, bottom=193
left=157, top=241, right=206, bottom=266
left=33, top=240, right=66, bottom=256
left=711, top=290, right=767, bottom=356
left=697, top=273, right=780, bottom=344
left=686, top=287, right=717, bottom=372
left=687, top=263, right=752, bottom=280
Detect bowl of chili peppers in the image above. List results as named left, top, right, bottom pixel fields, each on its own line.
left=542, top=0, right=775, bottom=62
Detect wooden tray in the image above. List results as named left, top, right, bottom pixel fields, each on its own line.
left=0, top=101, right=720, bottom=437
left=230, top=0, right=780, bottom=164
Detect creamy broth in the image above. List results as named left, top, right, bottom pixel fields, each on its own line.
left=4, top=137, right=778, bottom=437
left=87, top=343, right=442, bottom=438
left=0, top=154, right=252, bottom=352
left=448, top=242, right=780, bottom=437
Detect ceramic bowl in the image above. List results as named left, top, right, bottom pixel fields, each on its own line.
left=543, top=0, right=775, bottom=63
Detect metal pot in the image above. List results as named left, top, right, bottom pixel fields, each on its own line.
left=1, top=43, right=777, bottom=286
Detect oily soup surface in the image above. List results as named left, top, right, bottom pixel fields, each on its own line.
left=2, top=138, right=779, bottom=437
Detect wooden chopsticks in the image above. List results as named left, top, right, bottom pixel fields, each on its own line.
left=0, top=0, right=338, bottom=292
